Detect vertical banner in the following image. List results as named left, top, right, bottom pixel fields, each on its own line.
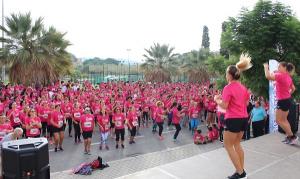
left=269, top=59, right=279, bottom=132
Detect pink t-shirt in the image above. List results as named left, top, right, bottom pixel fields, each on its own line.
left=80, top=114, right=94, bottom=132
left=113, top=113, right=125, bottom=129
left=172, top=108, right=181, bottom=124
left=222, top=81, right=249, bottom=119
left=25, top=117, right=41, bottom=137
left=275, top=72, right=293, bottom=100
left=155, top=107, right=164, bottom=123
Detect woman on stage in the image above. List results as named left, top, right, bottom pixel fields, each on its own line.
left=214, top=54, right=251, bottom=179
left=264, top=62, right=297, bottom=144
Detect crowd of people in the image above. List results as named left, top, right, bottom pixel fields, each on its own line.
left=0, top=79, right=272, bottom=152
left=0, top=60, right=297, bottom=179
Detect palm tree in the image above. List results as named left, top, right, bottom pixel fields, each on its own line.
left=141, top=43, right=179, bottom=82
left=0, top=13, right=72, bottom=86
left=180, top=49, right=210, bottom=83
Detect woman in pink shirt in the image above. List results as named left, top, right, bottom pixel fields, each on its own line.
left=50, top=105, right=65, bottom=152
left=155, top=101, right=165, bottom=140
left=80, top=108, right=95, bottom=155
left=25, top=108, right=42, bottom=138
left=126, top=106, right=138, bottom=144
left=112, top=107, right=126, bottom=149
left=214, top=65, right=249, bottom=179
left=264, top=62, right=297, bottom=144
left=171, top=102, right=183, bottom=142
left=72, top=102, right=83, bottom=143
left=97, top=107, right=110, bottom=150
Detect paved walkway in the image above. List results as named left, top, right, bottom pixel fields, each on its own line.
left=52, top=132, right=300, bottom=179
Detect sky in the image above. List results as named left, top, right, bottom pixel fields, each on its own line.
left=2, top=0, right=300, bottom=62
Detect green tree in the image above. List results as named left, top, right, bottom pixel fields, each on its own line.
left=0, top=13, right=72, bottom=86
left=180, top=49, right=210, bottom=83
left=221, top=0, right=300, bottom=99
left=201, top=25, right=210, bottom=49
left=141, top=43, right=179, bottom=82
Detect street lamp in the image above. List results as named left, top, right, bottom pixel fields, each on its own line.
left=126, top=49, right=131, bottom=82
left=1, top=0, right=5, bottom=83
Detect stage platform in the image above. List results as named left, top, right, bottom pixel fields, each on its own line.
left=51, top=133, right=300, bottom=179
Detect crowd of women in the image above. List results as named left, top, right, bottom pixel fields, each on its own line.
left=0, top=59, right=297, bottom=179
left=0, top=80, right=228, bottom=154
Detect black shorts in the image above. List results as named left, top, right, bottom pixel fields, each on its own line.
left=52, top=126, right=65, bottom=133
left=82, top=131, right=93, bottom=139
left=224, top=118, right=248, bottom=133
left=277, top=98, right=291, bottom=112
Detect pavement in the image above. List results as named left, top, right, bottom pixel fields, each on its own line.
left=51, top=131, right=300, bottom=179
left=49, top=122, right=222, bottom=173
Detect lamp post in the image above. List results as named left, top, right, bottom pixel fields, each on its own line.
left=126, top=49, right=131, bottom=82
left=1, top=0, right=5, bottom=83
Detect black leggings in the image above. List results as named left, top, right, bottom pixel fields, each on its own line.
left=115, top=128, right=125, bottom=141
left=67, top=117, right=72, bottom=135
left=173, top=123, right=181, bottom=139
left=143, top=112, right=149, bottom=122
left=41, top=122, right=47, bottom=137
left=130, top=127, right=137, bottom=137
left=157, top=122, right=164, bottom=136
left=252, top=120, right=265, bottom=138
left=73, top=122, right=81, bottom=141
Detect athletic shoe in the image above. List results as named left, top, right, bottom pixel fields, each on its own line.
left=129, top=141, right=133, bottom=144
left=99, top=145, right=102, bottom=150
left=54, top=147, right=58, bottom=152
left=84, top=151, right=88, bottom=155
left=69, top=134, right=73, bottom=137
left=121, top=144, right=125, bottom=149
left=282, top=137, right=289, bottom=144
left=228, top=171, right=247, bottom=179
left=59, top=147, right=64, bottom=151
left=132, top=141, right=135, bottom=144
left=87, top=152, right=91, bottom=155
left=173, top=139, right=177, bottom=142
left=105, top=145, right=109, bottom=150
left=288, top=136, right=299, bottom=145
left=116, top=144, right=118, bottom=149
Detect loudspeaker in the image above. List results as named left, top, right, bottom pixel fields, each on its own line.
left=2, top=138, right=50, bottom=179
left=278, top=101, right=299, bottom=134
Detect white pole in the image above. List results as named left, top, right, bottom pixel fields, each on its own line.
left=1, top=0, right=5, bottom=83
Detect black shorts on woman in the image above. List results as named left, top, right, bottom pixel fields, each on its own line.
left=276, top=98, right=291, bottom=112
left=224, top=118, right=248, bottom=133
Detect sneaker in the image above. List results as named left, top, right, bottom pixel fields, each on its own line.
left=288, top=136, right=299, bottom=145
left=282, top=137, right=289, bottom=144
left=54, top=147, right=57, bottom=152
left=121, top=144, right=125, bottom=149
left=116, top=144, right=119, bottom=149
left=99, top=145, right=102, bottom=150
left=105, top=145, right=109, bottom=150
left=239, top=171, right=247, bottom=179
left=84, top=151, right=88, bottom=155
left=87, top=152, right=92, bottom=155
left=59, top=147, right=64, bottom=151
left=129, top=141, right=133, bottom=144
left=228, top=172, right=239, bottom=179
left=173, top=139, right=177, bottom=142
left=69, top=134, right=73, bottom=137
left=132, top=141, right=135, bottom=144
left=228, top=171, right=247, bottom=179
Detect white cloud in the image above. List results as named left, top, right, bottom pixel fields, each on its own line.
left=2, top=0, right=300, bottom=61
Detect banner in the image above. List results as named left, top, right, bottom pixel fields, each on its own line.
left=269, top=59, right=279, bottom=132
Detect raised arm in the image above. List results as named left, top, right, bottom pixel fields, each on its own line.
left=263, top=63, right=275, bottom=81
